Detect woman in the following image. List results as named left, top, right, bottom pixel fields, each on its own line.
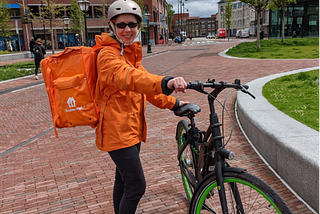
left=94, top=0, right=188, bottom=213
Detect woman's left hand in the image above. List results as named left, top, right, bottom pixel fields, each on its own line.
left=179, top=101, right=189, bottom=107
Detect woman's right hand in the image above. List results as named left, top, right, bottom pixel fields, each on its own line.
left=167, top=77, right=187, bottom=93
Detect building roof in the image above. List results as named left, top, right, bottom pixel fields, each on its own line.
left=187, top=16, right=200, bottom=20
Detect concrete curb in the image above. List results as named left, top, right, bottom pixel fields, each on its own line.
left=236, top=66, right=319, bottom=212
left=0, top=52, right=31, bottom=61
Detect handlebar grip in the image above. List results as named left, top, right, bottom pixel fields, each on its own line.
left=187, top=80, right=203, bottom=92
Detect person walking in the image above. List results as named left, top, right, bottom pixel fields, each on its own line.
left=29, top=37, right=35, bottom=58
left=75, top=34, right=80, bottom=46
left=94, top=0, right=188, bottom=213
left=33, top=38, right=46, bottom=80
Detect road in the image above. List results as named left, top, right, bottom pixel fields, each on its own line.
left=0, top=40, right=318, bottom=213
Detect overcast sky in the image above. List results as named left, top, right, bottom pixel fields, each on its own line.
left=166, top=0, right=219, bottom=18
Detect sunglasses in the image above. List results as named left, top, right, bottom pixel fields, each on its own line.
left=115, top=22, right=138, bottom=29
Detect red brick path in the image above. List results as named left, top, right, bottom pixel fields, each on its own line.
left=0, top=40, right=318, bottom=213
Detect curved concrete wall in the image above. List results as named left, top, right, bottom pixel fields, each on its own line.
left=0, top=52, right=31, bottom=61
left=236, top=67, right=319, bottom=212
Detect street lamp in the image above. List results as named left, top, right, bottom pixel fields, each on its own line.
left=77, top=0, right=90, bottom=46
left=145, top=12, right=152, bottom=53
left=63, top=17, right=70, bottom=46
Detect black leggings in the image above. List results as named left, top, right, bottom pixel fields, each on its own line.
left=108, top=143, right=146, bottom=214
left=35, top=58, right=41, bottom=75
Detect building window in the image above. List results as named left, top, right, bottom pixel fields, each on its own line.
left=94, top=6, right=103, bottom=19
left=87, top=6, right=93, bottom=18
left=55, top=8, right=65, bottom=19
left=29, top=5, right=40, bottom=17
left=10, top=8, right=21, bottom=19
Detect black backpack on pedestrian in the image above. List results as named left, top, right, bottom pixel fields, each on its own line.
left=33, top=45, right=44, bottom=59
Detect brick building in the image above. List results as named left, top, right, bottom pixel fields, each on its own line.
left=1, top=0, right=169, bottom=50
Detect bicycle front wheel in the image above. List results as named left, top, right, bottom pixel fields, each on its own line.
left=177, top=120, right=196, bottom=201
left=168, top=40, right=172, bottom=46
left=190, top=171, right=292, bottom=214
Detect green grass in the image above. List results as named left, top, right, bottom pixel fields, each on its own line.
left=0, top=61, right=36, bottom=81
left=226, top=37, right=319, bottom=59
left=0, top=50, right=13, bottom=55
left=263, top=70, right=319, bottom=131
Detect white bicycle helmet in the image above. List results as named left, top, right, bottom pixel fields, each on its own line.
left=108, top=0, right=142, bottom=23
left=107, top=0, right=143, bottom=54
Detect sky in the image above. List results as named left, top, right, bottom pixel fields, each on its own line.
left=166, top=0, right=219, bottom=18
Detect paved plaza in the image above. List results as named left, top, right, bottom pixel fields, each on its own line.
left=0, top=39, right=318, bottom=213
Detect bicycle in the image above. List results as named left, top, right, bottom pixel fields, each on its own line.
left=174, top=79, right=292, bottom=214
left=156, top=39, right=172, bottom=46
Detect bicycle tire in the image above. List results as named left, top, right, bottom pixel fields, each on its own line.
left=177, top=120, right=196, bottom=201
left=189, top=171, right=292, bottom=214
left=168, top=40, right=172, bottom=46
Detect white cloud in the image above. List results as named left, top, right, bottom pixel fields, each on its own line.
left=167, top=0, right=219, bottom=18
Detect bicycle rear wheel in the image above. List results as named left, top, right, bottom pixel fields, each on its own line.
left=176, top=120, right=196, bottom=201
left=190, top=171, right=292, bottom=214
left=168, top=40, right=172, bottom=46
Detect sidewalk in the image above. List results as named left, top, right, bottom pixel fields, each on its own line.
left=0, top=41, right=318, bottom=214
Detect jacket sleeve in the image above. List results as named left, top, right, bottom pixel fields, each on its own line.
left=146, top=94, right=179, bottom=110
left=97, top=47, right=170, bottom=96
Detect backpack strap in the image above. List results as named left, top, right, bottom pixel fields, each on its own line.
left=96, top=86, right=119, bottom=147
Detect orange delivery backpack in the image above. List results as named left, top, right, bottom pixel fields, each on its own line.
left=41, top=46, right=118, bottom=138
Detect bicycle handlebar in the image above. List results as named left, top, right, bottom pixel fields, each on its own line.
left=187, top=79, right=255, bottom=99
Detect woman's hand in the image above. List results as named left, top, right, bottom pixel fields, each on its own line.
left=179, top=101, right=189, bottom=107
left=167, top=77, right=187, bottom=93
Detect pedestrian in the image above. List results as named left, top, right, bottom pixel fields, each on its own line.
left=75, top=34, right=80, bottom=46
left=16, top=38, right=20, bottom=51
left=292, top=30, right=297, bottom=38
left=29, top=37, right=35, bottom=58
left=33, top=38, right=46, bottom=80
left=94, top=0, right=188, bottom=213
left=189, top=34, right=192, bottom=40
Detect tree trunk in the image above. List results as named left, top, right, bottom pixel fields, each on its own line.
left=228, top=28, right=230, bottom=41
left=50, top=19, right=55, bottom=54
left=281, top=7, right=285, bottom=43
left=257, top=10, right=261, bottom=49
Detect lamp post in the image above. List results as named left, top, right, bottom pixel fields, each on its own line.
left=77, top=0, right=90, bottom=46
left=145, top=12, right=152, bottom=53
left=41, top=0, right=47, bottom=50
left=63, top=17, right=70, bottom=47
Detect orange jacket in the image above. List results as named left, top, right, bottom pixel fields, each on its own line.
left=95, top=33, right=178, bottom=152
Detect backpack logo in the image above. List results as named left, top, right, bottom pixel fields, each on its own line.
left=65, top=97, right=84, bottom=112
left=67, top=97, right=76, bottom=108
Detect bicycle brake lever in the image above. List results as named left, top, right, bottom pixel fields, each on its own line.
left=240, top=86, right=256, bottom=99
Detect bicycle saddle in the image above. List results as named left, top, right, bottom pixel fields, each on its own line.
left=174, top=103, right=201, bottom=117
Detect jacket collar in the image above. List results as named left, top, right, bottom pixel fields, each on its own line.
left=95, top=33, right=141, bottom=54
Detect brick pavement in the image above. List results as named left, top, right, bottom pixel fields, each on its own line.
left=0, top=40, right=318, bottom=214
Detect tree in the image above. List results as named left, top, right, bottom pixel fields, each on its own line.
left=269, top=0, right=296, bottom=43
left=241, top=0, right=270, bottom=48
left=134, top=0, right=146, bottom=33
left=167, top=3, right=175, bottom=32
left=223, top=0, right=234, bottom=41
left=0, top=0, right=13, bottom=50
left=69, top=0, right=84, bottom=40
left=26, top=0, right=64, bottom=53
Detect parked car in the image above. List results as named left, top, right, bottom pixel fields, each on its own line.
left=206, top=33, right=215, bottom=39
left=236, top=29, right=250, bottom=38
left=217, top=28, right=226, bottom=38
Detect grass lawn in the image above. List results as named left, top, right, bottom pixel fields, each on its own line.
left=226, top=37, right=319, bottom=59
left=263, top=70, right=319, bottom=131
left=0, top=61, right=36, bottom=81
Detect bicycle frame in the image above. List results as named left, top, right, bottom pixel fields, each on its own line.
left=176, top=79, right=254, bottom=213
